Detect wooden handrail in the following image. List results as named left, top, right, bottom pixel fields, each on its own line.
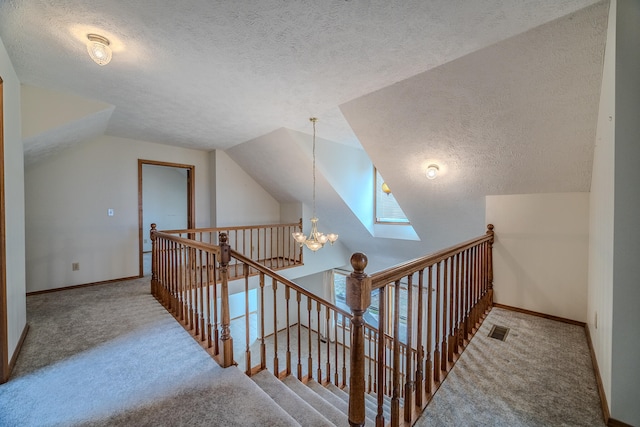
left=152, top=227, right=222, bottom=255
left=160, top=220, right=303, bottom=235
left=369, top=230, right=494, bottom=289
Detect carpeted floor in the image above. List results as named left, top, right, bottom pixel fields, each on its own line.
left=0, top=276, right=606, bottom=427
left=0, top=277, right=297, bottom=427
left=415, top=307, right=605, bottom=427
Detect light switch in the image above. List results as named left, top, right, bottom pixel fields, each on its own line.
left=108, top=208, right=114, bottom=217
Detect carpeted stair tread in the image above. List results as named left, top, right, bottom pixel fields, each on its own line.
left=306, top=381, right=375, bottom=426
left=282, top=376, right=349, bottom=426
left=367, top=392, right=394, bottom=421
left=324, top=383, right=378, bottom=424
left=252, top=370, right=330, bottom=427
left=343, top=386, right=392, bottom=421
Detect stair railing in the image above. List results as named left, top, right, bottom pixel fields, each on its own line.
left=159, top=219, right=304, bottom=280
left=151, top=222, right=495, bottom=427
left=346, top=225, right=495, bottom=427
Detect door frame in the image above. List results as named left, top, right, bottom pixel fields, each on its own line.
left=0, top=76, right=8, bottom=382
left=137, top=159, right=195, bottom=277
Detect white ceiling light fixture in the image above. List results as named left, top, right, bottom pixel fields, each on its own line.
left=86, top=34, right=112, bottom=66
left=291, top=117, right=338, bottom=252
left=426, top=164, right=439, bottom=180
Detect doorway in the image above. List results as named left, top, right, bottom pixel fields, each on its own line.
left=138, top=160, right=195, bottom=277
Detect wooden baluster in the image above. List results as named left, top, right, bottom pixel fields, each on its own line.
left=176, top=244, right=189, bottom=323
left=297, top=292, right=303, bottom=380
left=448, top=255, right=455, bottom=363
left=391, top=279, right=401, bottom=426
left=454, top=252, right=461, bottom=355
left=206, top=252, right=213, bottom=349
left=277, top=226, right=282, bottom=268
left=464, top=249, right=471, bottom=341
left=213, top=254, right=219, bottom=356
left=272, top=278, right=279, bottom=376
left=285, top=286, right=292, bottom=376
left=342, top=317, right=348, bottom=388
left=245, top=264, right=252, bottom=375
left=190, top=247, right=196, bottom=334
left=367, top=327, right=373, bottom=393
left=270, top=227, right=274, bottom=268
left=316, top=301, right=322, bottom=381
left=199, top=250, right=205, bottom=339
left=434, top=262, right=441, bottom=384
left=473, top=246, right=479, bottom=328
left=415, top=269, right=424, bottom=407
left=259, top=272, right=266, bottom=370
left=441, top=259, right=448, bottom=374
left=218, top=233, right=234, bottom=367
left=404, top=274, right=414, bottom=423
left=250, top=227, right=254, bottom=261
left=372, top=330, right=378, bottom=394
left=307, top=297, right=313, bottom=380
left=333, top=311, right=339, bottom=385
left=326, top=308, right=331, bottom=384
left=426, top=265, right=433, bottom=396
left=345, top=253, right=371, bottom=427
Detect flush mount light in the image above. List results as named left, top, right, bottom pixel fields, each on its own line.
left=86, top=34, right=112, bottom=66
left=426, top=164, right=439, bottom=180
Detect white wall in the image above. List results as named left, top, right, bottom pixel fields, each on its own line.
left=215, top=150, right=280, bottom=227
left=587, top=0, right=616, bottom=410
left=487, top=193, right=589, bottom=322
left=0, top=36, right=27, bottom=366
left=611, top=1, right=640, bottom=424
left=142, top=164, right=188, bottom=251
left=24, top=135, right=210, bottom=292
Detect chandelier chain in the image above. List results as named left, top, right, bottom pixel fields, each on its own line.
left=312, top=118, right=317, bottom=217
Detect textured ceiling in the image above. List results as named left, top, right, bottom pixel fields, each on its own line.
left=1, top=0, right=609, bottom=265
left=1, top=0, right=603, bottom=152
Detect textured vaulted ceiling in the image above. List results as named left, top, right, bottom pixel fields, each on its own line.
left=0, top=0, right=609, bottom=265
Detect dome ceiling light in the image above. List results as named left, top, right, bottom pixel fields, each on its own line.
left=86, top=34, right=112, bottom=66
left=426, top=164, right=440, bottom=180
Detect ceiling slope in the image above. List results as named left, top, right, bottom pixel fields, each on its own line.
left=340, top=1, right=609, bottom=246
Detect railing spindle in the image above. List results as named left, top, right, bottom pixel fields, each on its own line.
left=285, top=286, right=292, bottom=376
left=415, top=269, right=424, bottom=406
left=272, top=278, right=279, bottom=376
left=297, top=292, right=303, bottom=380
left=404, top=273, right=414, bottom=422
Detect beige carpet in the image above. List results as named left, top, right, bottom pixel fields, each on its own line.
left=0, top=277, right=297, bottom=427
left=415, top=307, right=605, bottom=427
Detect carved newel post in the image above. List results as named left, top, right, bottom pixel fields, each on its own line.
left=150, top=223, right=157, bottom=295
left=346, top=253, right=371, bottom=427
left=218, top=232, right=234, bottom=367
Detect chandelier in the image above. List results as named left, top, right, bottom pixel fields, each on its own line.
left=292, top=117, right=338, bottom=252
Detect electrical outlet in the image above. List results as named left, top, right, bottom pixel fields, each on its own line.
left=72, top=262, right=80, bottom=271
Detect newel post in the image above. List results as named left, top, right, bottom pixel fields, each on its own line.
left=486, top=224, right=495, bottom=307
left=150, top=223, right=158, bottom=295
left=347, top=253, right=371, bottom=427
left=218, top=232, right=234, bottom=367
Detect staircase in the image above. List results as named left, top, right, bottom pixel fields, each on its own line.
left=250, top=369, right=390, bottom=426
left=150, top=223, right=495, bottom=427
